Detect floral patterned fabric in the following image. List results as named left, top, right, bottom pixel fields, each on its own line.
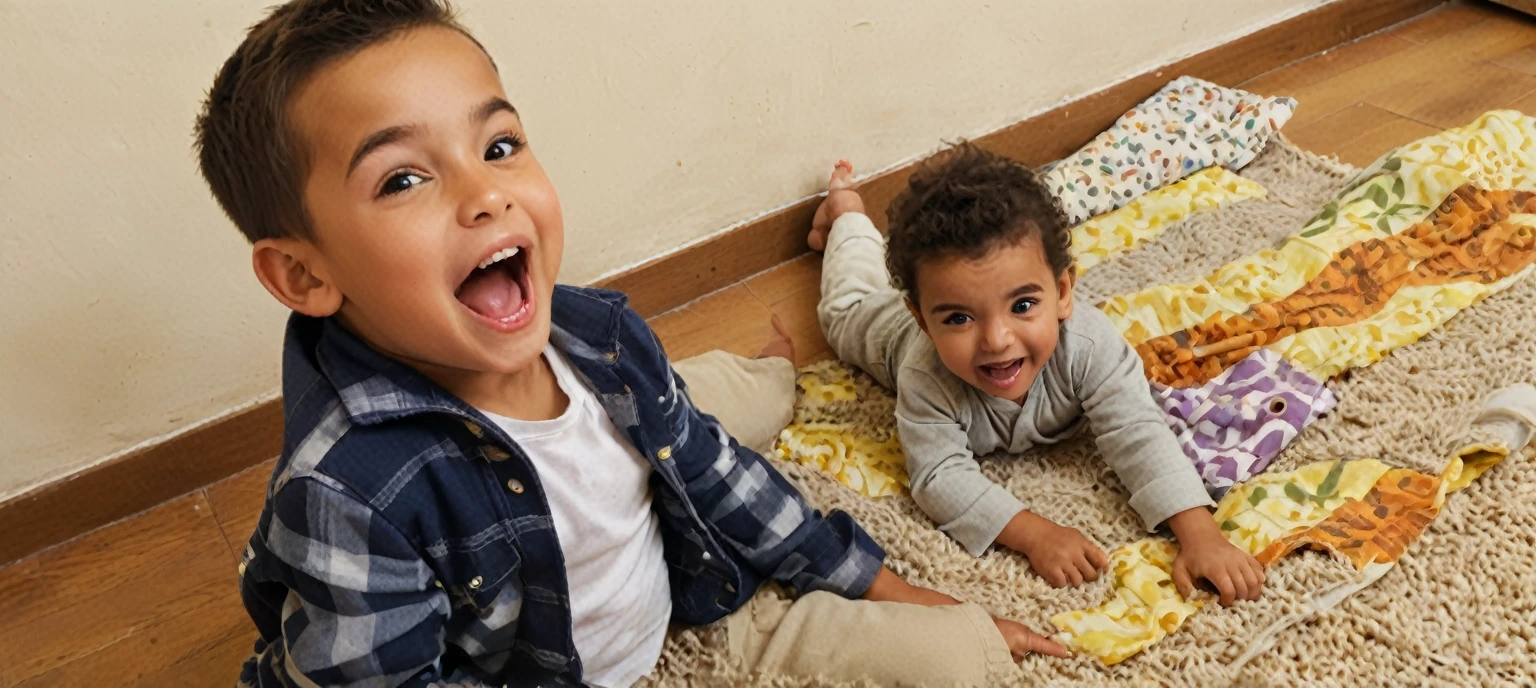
left=1042, top=76, right=1295, bottom=224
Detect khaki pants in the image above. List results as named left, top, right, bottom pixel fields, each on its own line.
left=726, top=591, right=1015, bottom=687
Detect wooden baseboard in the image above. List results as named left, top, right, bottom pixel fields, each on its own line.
left=0, top=0, right=1444, bottom=568
left=0, top=401, right=284, bottom=566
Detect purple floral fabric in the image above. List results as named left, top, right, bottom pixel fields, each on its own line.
left=1152, top=349, right=1336, bottom=499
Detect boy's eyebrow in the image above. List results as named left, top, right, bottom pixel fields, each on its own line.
left=344, top=98, right=518, bottom=179
left=472, top=96, right=517, bottom=124
left=347, top=124, right=420, bottom=179
left=928, top=283, right=1042, bottom=315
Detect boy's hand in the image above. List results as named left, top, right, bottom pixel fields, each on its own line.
left=992, top=617, right=1072, bottom=659
left=1167, top=508, right=1265, bottom=605
left=862, top=567, right=1070, bottom=660
left=809, top=160, right=865, bottom=252
left=996, top=509, right=1108, bottom=588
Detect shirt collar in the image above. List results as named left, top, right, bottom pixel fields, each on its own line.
left=302, top=285, right=631, bottom=427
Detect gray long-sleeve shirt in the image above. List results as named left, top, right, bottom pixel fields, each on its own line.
left=817, top=213, right=1214, bottom=556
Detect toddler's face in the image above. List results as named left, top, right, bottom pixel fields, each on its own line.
left=290, top=26, right=563, bottom=379
left=908, top=237, right=1074, bottom=403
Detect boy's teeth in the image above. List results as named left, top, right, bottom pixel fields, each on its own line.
left=477, top=246, right=521, bottom=270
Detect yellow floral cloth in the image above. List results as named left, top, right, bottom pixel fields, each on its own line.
left=1050, top=452, right=1499, bottom=664
left=1051, top=383, right=1536, bottom=665
left=773, top=361, right=909, bottom=497
left=1045, top=539, right=1202, bottom=665
left=1072, top=167, right=1268, bottom=274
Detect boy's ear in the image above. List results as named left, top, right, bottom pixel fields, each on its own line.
left=1056, top=266, right=1076, bottom=321
left=251, top=238, right=343, bottom=318
left=904, top=296, right=930, bottom=336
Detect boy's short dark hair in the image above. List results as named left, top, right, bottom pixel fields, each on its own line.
left=194, top=0, right=475, bottom=243
left=884, top=143, right=1072, bottom=302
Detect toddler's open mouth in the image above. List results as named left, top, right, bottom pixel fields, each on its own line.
left=978, top=358, right=1024, bottom=388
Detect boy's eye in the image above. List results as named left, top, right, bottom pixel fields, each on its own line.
left=1012, top=298, right=1037, bottom=315
left=379, top=172, right=425, bottom=196
left=942, top=313, right=971, bottom=326
left=486, top=134, right=526, bottom=161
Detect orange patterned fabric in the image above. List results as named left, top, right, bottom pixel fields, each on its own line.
left=1136, top=185, right=1536, bottom=387
left=1254, top=468, right=1441, bottom=569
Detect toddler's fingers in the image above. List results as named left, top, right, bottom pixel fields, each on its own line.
left=1046, top=568, right=1068, bottom=588
left=1212, top=571, right=1237, bottom=606
left=1065, top=565, right=1084, bottom=588
left=1074, top=556, right=1100, bottom=583
left=1088, top=544, right=1109, bottom=571
left=1172, top=561, right=1194, bottom=600
left=1250, top=556, right=1267, bottom=583
left=1242, top=564, right=1263, bottom=600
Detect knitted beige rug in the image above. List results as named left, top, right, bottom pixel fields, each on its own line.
left=641, top=138, right=1536, bottom=687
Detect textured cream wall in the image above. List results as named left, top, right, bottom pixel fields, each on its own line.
left=0, top=0, right=1327, bottom=496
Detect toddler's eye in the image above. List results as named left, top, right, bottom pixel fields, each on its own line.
left=942, top=313, right=971, bottom=326
left=1012, top=298, right=1037, bottom=314
left=380, top=172, right=425, bottom=196
left=486, top=135, right=525, bottom=161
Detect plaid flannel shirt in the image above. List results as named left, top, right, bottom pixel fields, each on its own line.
left=236, top=285, right=885, bottom=687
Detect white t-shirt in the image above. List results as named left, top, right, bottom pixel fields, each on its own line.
left=482, top=349, right=672, bottom=688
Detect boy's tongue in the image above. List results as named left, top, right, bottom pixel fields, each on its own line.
left=457, top=266, right=524, bottom=320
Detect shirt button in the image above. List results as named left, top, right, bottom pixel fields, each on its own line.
left=701, top=551, right=712, bottom=561
left=725, top=583, right=737, bottom=593
left=604, top=351, right=619, bottom=362
left=657, top=446, right=672, bottom=460
left=658, top=395, right=666, bottom=403
left=463, top=421, right=483, bottom=437
left=469, top=576, right=484, bottom=590
left=506, top=479, right=525, bottom=494
left=238, top=562, right=247, bottom=576
left=484, top=446, right=511, bottom=461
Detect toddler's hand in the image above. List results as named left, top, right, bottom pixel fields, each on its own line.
left=1172, top=530, right=1264, bottom=606
left=992, top=617, right=1071, bottom=660
left=809, top=160, right=865, bottom=252
left=999, top=510, right=1108, bottom=588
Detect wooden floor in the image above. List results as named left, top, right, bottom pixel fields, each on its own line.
left=5, top=4, right=1536, bottom=686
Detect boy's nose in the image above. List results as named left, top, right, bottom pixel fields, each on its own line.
left=457, top=170, right=514, bottom=227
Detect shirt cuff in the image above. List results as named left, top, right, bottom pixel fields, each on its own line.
left=1128, top=472, right=1217, bottom=533
left=937, top=484, right=1027, bottom=557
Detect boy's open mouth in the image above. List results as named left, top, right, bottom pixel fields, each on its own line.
left=455, top=245, right=532, bottom=325
left=978, top=358, right=1024, bottom=387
